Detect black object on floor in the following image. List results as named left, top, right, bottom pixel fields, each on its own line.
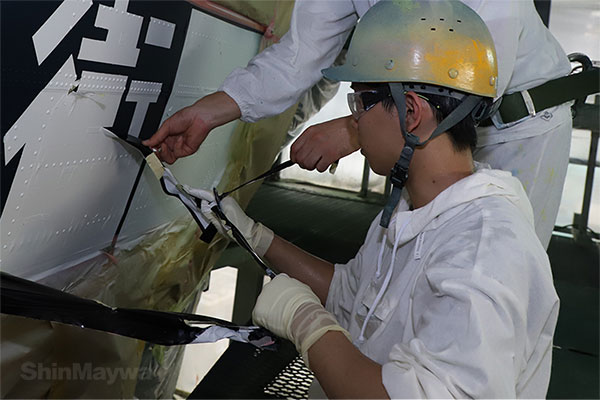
left=188, top=339, right=302, bottom=399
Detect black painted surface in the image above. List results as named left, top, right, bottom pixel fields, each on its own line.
left=534, top=0, right=552, bottom=27
left=1, top=0, right=192, bottom=214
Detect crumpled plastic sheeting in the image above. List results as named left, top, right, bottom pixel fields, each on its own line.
left=218, top=103, right=301, bottom=208
left=1, top=216, right=229, bottom=399
left=190, top=325, right=271, bottom=345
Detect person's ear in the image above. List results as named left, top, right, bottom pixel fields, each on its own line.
left=405, top=91, right=425, bottom=133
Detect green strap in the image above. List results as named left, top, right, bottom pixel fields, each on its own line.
left=380, top=83, right=412, bottom=229
left=499, top=68, right=600, bottom=123
left=381, top=85, right=483, bottom=228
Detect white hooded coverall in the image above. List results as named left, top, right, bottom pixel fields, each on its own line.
left=220, top=0, right=573, bottom=248
left=324, top=166, right=559, bottom=398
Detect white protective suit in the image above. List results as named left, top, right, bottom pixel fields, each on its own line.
left=220, top=0, right=573, bottom=248
left=323, top=165, right=559, bottom=398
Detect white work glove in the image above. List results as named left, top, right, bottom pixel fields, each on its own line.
left=252, top=274, right=351, bottom=368
left=184, top=187, right=274, bottom=257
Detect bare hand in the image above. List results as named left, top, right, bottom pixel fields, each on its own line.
left=290, top=115, right=360, bottom=172
left=143, top=91, right=240, bottom=164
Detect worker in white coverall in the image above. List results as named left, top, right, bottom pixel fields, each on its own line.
left=186, top=2, right=559, bottom=397
left=144, top=0, right=572, bottom=249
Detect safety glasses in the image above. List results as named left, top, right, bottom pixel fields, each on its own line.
left=347, top=88, right=391, bottom=120
left=348, top=88, right=440, bottom=121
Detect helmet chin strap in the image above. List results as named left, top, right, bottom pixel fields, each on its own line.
left=379, top=82, right=483, bottom=228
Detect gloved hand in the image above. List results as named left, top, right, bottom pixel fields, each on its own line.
left=252, top=274, right=351, bottom=368
left=184, top=187, right=274, bottom=257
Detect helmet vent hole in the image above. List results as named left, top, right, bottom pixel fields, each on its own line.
left=421, top=17, right=426, bottom=21
left=457, top=19, right=462, bottom=23
left=438, top=88, right=444, bottom=93
left=430, top=27, right=436, bottom=31
left=440, top=18, right=445, bottom=21
left=420, top=85, right=426, bottom=90
left=449, top=28, right=454, bottom=32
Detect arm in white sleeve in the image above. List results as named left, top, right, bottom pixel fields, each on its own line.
left=219, top=0, right=358, bottom=122
left=382, top=263, right=525, bottom=398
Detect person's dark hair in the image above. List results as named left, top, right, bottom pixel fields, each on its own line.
left=365, top=83, right=488, bottom=152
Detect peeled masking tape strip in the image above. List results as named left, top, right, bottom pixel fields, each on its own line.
left=0, top=271, right=278, bottom=349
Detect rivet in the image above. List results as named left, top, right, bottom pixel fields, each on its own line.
left=24, top=180, right=28, bottom=184
left=59, top=162, right=63, bottom=166
left=45, top=164, right=49, bottom=168
left=19, top=193, right=24, bottom=197
left=7, top=146, right=11, bottom=151
left=46, top=110, right=50, bottom=114
left=66, top=161, right=70, bottom=166
left=351, top=56, right=359, bottom=67
left=50, top=97, right=54, bottom=101
left=13, top=125, right=18, bottom=130
left=385, top=59, right=395, bottom=70
left=20, top=167, right=24, bottom=171
left=42, top=124, right=46, bottom=129
left=16, top=206, right=19, bottom=210
left=11, top=219, right=15, bottom=223
left=489, top=76, right=496, bottom=86
left=13, top=136, right=17, bottom=140
left=52, top=163, right=56, bottom=167
left=7, top=232, right=11, bottom=236
left=3, top=245, right=6, bottom=249
left=33, top=151, right=38, bottom=156
left=448, top=68, right=459, bottom=79
left=38, top=137, right=42, bottom=141
left=30, top=164, right=34, bottom=168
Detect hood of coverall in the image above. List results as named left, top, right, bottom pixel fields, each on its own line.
left=384, top=164, right=535, bottom=247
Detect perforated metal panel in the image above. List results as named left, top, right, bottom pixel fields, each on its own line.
left=263, top=356, right=314, bottom=400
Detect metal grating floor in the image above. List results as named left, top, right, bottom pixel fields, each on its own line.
left=263, top=356, right=314, bottom=400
